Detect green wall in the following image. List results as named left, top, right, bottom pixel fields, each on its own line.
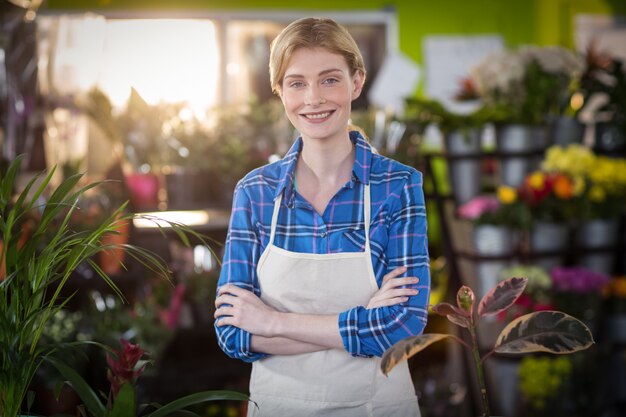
left=43, top=0, right=625, bottom=70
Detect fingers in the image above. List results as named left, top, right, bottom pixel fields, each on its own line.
left=381, top=277, right=419, bottom=292
left=215, top=294, right=238, bottom=308
left=218, top=284, right=248, bottom=297
left=382, top=266, right=407, bottom=283
left=371, top=296, right=410, bottom=307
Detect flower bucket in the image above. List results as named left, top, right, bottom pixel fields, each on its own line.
left=594, top=121, right=626, bottom=157
left=496, top=124, right=548, bottom=187
left=125, top=172, right=160, bottom=211
left=473, top=225, right=516, bottom=299
left=530, top=221, right=569, bottom=272
left=551, top=116, right=585, bottom=146
left=444, top=128, right=482, bottom=205
left=576, top=218, right=619, bottom=275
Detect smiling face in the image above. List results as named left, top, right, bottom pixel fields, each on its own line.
left=279, top=47, right=364, bottom=144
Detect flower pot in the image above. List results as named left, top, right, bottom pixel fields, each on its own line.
left=606, top=314, right=626, bottom=344
left=593, top=121, right=626, bottom=157
left=496, top=124, right=548, bottom=187
left=98, top=217, right=131, bottom=276
left=444, top=128, right=482, bottom=205
left=551, top=116, right=585, bottom=146
left=125, top=172, right=160, bottom=211
left=473, top=225, right=516, bottom=299
left=530, top=221, right=569, bottom=272
left=576, top=218, right=619, bottom=275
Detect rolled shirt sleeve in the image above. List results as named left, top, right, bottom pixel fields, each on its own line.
left=214, top=182, right=269, bottom=363
left=339, top=170, right=430, bottom=357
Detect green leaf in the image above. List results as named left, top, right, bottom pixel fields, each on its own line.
left=477, top=277, right=527, bottom=318
left=109, top=383, right=136, bottom=417
left=47, top=356, right=106, bottom=417
left=456, top=285, right=474, bottom=316
left=494, top=311, right=594, bottom=354
left=380, top=334, right=451, bottom=376
left=147, top=390, right=249, bottom=417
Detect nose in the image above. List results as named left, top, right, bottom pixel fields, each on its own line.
left=305, top=86, right=325, bottom=106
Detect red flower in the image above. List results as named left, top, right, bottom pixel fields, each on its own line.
left=106, top=339, right=147, bottom=398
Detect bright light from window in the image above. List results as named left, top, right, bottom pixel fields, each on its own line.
left=98, top=19, right=218, bottom=113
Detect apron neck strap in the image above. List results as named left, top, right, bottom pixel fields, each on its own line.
left=363, top=184, right=371, bottom=252
left=268, top=184, right=371, bottom=249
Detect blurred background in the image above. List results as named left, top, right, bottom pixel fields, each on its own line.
left=1, top=1, right=626, bottom=416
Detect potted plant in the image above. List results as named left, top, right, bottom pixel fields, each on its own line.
left=403, top=95, right=498, bottom=205
left=381, top=276, right=594, bottom=417
left=456, top=188, right=531, bottom=298
left=541, top=143, right=626, bottom=273
left=0, top=155, right=242, bottom=417
left=470, top=45, right=584, bottom=186
left=579, top=42, right=626, bottom=157
left=48, top=338, right=249, bottom=417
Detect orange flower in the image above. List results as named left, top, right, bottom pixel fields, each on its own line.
left=553, top=174, right=574, bottom=199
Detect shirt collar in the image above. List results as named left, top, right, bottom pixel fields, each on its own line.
left=274, top=131, right=373, bottom=206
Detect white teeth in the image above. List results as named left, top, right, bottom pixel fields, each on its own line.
left=305, top=112, right=330, bottom=119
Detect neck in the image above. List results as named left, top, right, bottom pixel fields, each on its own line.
left=298, top=134, right=354, bottom=183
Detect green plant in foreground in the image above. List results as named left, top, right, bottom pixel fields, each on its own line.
left=0, top=155, right=243, bottom=417
left=48, top=339, right=248, bottom=417
left=381, top=277, right=594, bottom=417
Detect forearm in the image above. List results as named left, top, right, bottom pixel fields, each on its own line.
left=270, top=312, right=344, bottom=350
left=251, top=335, right=328, bottom=355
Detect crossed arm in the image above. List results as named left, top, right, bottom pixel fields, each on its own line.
left=214, top=266, right=419, bottom=355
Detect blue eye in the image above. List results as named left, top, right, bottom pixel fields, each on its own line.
left=289, top=81, right=305, bottom=88
left=323, top=78, right=339, bottom=85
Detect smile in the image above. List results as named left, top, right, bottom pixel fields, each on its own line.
left=302, top=111, right=333, bottom=120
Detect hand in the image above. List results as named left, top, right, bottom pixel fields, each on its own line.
left=367, top=266, right=419, bottom=309
left=214, top=284, right=279, bottom=337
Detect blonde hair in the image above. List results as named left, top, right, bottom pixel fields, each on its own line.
left=269, top=17, right=367, bottom=95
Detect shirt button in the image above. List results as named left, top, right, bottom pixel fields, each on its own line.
left=320, top=232, right=327, bottom=238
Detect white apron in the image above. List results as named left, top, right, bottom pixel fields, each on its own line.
left=248, top=184, right=420, bottom=417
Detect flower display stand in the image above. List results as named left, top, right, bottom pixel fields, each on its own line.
left=495, top=124, right=548, bottom=187
left=529, top=221, right=569, bottom=272
left=551, top=116, right=585, bottom=146
left=576, top=218, right=620, bottom=275
left=473, top=225, right=516, bottom=299
left=444, top=128, right=483, bottom=205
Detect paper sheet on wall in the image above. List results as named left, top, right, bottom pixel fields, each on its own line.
left=367, top=50, right=421, bottom=115
left=575, top=14, right=626, bottom=61
left=420, top=35, right=503, bottom=148
left=423, top=35, right=503, bottom=114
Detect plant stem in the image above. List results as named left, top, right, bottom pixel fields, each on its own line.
left=469, top=319, right=490, bottom=417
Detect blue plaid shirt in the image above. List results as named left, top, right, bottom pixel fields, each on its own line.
left=215, top=131, right=430, bottom=362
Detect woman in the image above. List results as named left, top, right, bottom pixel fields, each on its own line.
left=214, top=17, right=430, bottom=417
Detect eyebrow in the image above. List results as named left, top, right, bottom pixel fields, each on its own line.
left=284, top=68, right=343, bottom=79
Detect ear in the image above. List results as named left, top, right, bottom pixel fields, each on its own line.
left=351, top=70, right=365, bottom=100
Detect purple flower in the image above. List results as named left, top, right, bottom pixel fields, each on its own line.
left=550, top=266, right=610, bottom=294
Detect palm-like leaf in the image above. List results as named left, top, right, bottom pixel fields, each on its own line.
left=494, top=311, right=594, bottom=354
left=1, top=156, right=220, bottom=417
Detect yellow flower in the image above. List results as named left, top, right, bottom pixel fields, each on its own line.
left=572, top=175, right=586, bottom=196
left=497, top=185, right=517, bottom=204
left=528, top=171, right=545, bottom=190
left=589, top=185, right=606, bottom=202
left=542, top=144, right=595, bottom=177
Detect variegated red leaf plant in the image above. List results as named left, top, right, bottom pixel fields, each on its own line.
left=381, top=276, right=594, bottom=417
